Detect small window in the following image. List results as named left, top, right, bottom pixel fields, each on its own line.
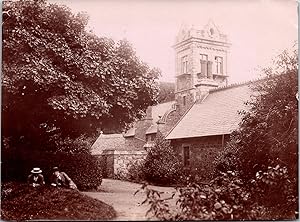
left=183, top=96, right=186, bottom=106
left=183, top=146, right=190, bottom=166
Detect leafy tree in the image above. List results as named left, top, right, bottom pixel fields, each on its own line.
left=2, top=0, right=160, bottom=152
left=214, top=47, right=298, bottom=218
left=218, top=48, right=298, bottom=180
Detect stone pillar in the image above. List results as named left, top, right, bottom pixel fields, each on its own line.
left=207, top=61, right=213, bottom=79
left=200, top=60, right=207, bottom=78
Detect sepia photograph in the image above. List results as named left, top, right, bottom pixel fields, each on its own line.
left=1, top=0, right=298, bottom=220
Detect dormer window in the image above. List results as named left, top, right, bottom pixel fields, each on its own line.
left=215, top=56, right=223, bottom=74
left=181, top=56, right=188, bottom=74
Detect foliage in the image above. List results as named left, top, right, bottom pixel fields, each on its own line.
left=127, top=160, right=146, bottom=183
left=224, top=48, right=297, bottom=180
left=213, top=48, right=298, bottom=218
left=2, top=150, right=103, bottom=191
left=1, top=181, right=116, bottom=220
left=2, top=0, right=160, bottom=153
left=138, top=171, right=266, bottom=221
left=142, top=133, right=183, bottom=185
left=157, top=82, right=175, bottom=103
left=250, top=164, right=298, bottom=219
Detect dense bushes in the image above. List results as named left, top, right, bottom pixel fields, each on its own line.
left=140, top=169, right=297, bottom=220
left=130, top=133, right=183, bottom=186
left=2, top=150, right=103, bottom=191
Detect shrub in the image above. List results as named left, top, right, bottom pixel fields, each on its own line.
left=2, top=150, right=103, bottom=191
left=127, top=160, right=146, bottom=183
left=142, top=133, right=183, bottom=186
left=139, top=171, right=268, bottom=220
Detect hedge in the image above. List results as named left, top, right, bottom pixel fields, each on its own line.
left=2, top=150, right=103, bottom=191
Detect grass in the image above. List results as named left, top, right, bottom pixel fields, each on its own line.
left=1, top=181, right=117, bottom=221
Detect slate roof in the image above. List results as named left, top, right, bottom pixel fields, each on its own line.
left=124, top=101, right=175, bottom=136
left=166, top=83, right=254, bottom=140
left=90, top=133, right=125, bottom=155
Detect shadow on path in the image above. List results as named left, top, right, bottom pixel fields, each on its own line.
left=84, top=179, right=178, bottom=221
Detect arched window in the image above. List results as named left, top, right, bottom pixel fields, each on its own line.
left=181, top=56, right=188, bottom=74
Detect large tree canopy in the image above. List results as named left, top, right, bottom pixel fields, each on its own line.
left=215, top=47, right=298, bottom=181
left=2, top=0, right=160, bottom=152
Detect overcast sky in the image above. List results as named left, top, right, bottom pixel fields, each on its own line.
left=51, top=0, right=297, bottom=83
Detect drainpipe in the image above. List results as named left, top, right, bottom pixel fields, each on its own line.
left=221, top=134, right=225, bottom=148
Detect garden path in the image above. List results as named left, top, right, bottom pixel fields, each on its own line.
left=84, top=179, right=179, bottom=221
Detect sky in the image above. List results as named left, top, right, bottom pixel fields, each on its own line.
left=51, top=0, right=297, bottom=83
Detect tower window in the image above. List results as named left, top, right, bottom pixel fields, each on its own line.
left=181, top=56, right=188, bottom=74
left=183, top=146, right=190, bottom=166
left=215, top=56, right=223, bottom=74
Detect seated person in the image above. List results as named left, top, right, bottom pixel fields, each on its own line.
left=50, top=167, right=77, bottom=189
left=27, top=167, right=45, bottom=187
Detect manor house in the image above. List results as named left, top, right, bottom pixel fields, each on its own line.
left=91, top=21, right=254, bottom=178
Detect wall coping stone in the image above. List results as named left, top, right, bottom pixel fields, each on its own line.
left=101, top=150, right=147, bottom=155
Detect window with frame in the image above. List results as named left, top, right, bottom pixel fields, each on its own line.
left=215, top=56, right=223, bottom=74
left=183, top=146, right=190, bottom=166
left=181, top=56, right=188, bottom=74
left=183, top=96, right=186, bottom=106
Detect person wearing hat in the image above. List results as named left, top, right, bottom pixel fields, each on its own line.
left=50, top=167, right=77, bottom=189
left=27, top=167, right=45, bottom=187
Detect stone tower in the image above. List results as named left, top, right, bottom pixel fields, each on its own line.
left=174, top=20, right=231, bottom=114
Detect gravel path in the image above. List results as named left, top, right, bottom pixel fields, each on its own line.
left=84, top=179, right=178, bottom=221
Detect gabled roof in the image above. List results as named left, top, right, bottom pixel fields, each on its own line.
left=124, top=101, right=175, bottom=136
left=166, top=83, right=254, bottom=140
left=151, top=101, right=175, bottom=123
left=90, top=133, right=125, bottom=155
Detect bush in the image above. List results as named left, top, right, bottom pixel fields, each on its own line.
left=142, top=133, right=183, bottom=186
left=139, top=170, right=287, bottom=221
left=2, top=150, right=103, bottom=191
left=127, top=160, right=146, bottom=183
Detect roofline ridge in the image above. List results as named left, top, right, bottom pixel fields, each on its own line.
left=209, top=77, right=265, bottom=93
left=165, top=100, right=197, bottom=140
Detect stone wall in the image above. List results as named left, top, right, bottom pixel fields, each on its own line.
left=170, top=135, right=230, bottom=181
left=100, top=150, right=147, bottom=178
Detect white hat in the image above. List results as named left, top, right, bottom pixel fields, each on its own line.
left=31, top=167, right=42, bottom=174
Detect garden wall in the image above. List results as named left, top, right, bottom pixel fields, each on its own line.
left=99, top=150, right=147, bottom=178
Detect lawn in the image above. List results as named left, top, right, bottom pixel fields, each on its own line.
left=1, top=181, right=117, bottom=221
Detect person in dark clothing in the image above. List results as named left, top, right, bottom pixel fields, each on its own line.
left=50, top=167, right=77, bottom=189
left=27, top=167, right=45, bottom=187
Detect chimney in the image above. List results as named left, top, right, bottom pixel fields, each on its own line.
left=145, top=106, right=153, bottom=120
